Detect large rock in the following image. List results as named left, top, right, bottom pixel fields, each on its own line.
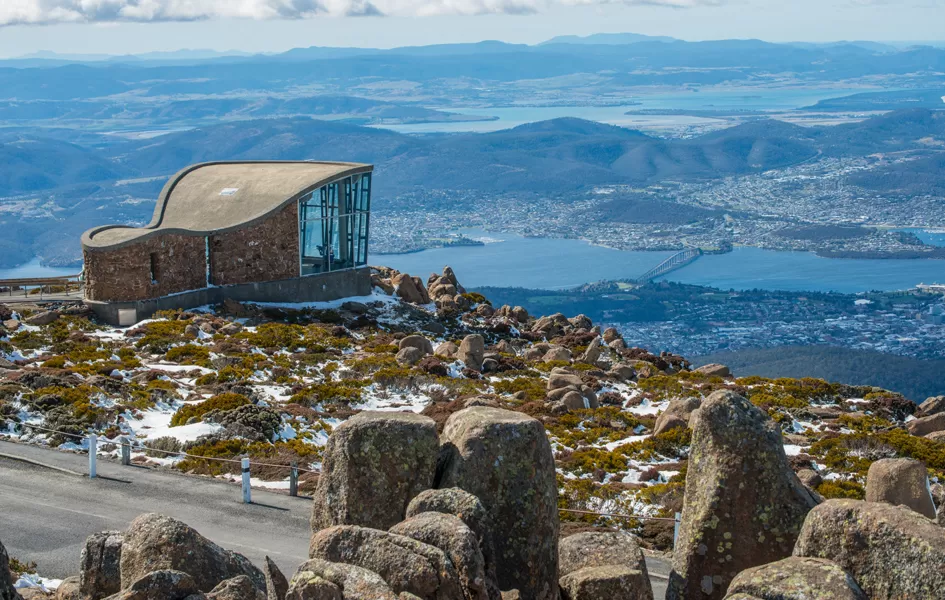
left=392, top=274, right=430, bottom=305
left=55, top=577, right=81, bottom=600
left=457, top=336, right=485, bottom=372
left=558, top=532, right=649, bottom=582
left=405, top=489, right=498, bottom=600
left=308, top=526, right=462, bottom=600
left=207, top=576, right=266, bottom=600
left=906, top=412, right=945, bottom=436
left=286, top=559, right=398, bottom=600
left=312, top=412, right=439, bottom=532
left=399, top=336, right=434, bottom=356
left=695, top=364, right=731, bottom=378
left=579, top=338, right=602, bottom=365
left=1, top=538, right=21, bottom=600
left=263, top=557, right=288, bottom=600
left=864, top=458, right=936, bottom=519
left=795, top=499, right=945, bottom=599
left=916, top=395, right=945, bottom=417
left=723, top=557, right=866, bottom=600
left=119, top=513, right=264, bottom=593
left=396, top=347, right=425, bottom=366
left=80, top=531, right=124, bottom=599
left=390, top=512, right=493, bottom=600
left=558, top=532, right=651, bottom=600
left=24, top=311, right=59, bottom=326
left=104, top=570, right=201, bottom=600
left=437, top=408, right=558, bottom=600
left=666, top=391, right=819, bottom=600
left=652, top=397, right=701, bottom=435
left=559, top=566, right=650, bottom=600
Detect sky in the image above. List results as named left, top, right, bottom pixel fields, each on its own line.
left=0, top=0, right=943, bottom=58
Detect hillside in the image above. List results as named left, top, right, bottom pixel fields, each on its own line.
left=692, top=345, right=945, bottom=401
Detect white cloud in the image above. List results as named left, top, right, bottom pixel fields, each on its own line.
left=0, top=0, right=718, bottom=26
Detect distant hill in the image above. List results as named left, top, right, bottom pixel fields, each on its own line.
left=541, top=33, right=679, bottom=45
left=849, top=152, right=945, bottom=196
left=0, top=134, right=124, bottom=196
left=808, top=89, right=945, bottom=111
left=691, top=346, right=945, bottom=401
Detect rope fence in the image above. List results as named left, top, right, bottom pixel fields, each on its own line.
left=6, top=421, right=683, bottom=545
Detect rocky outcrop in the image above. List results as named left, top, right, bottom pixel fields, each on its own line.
left=105, top=570, right=200, bottom=600
left=916, top=395, right=945, bottom=417
left=308, top=526, right=462, bottom=600
left=723, top=557, right=867, bottom=600
left=545, top=369, right=598, bottom=412
left=906, top=412, right=945, bottom=436
left=559, top=567, right=650, bottom=600
left=80, top=531, right=124, bottom=599
left=667, top=391, right=819, bottom=600
left=437, top=407, right=558, bottom=600
left=24, top=310, right=59, bottom=326
left=1, top=538, right=22, bottom=600
left=119, top=513, right=265, bottom=593
left=392, top=274, right=431, bottom=305
left=312, top=412, right=439, bottom=532
left=405, top=489, right=498, bottom=600
left=652, top=397, right=701, bottom=435
left=390, top=512, right=494, bottom=600
left=206, top=575, right=266, bottom=600
left=457, top=336, right=485, bottom=372
left=286, top=559, right=399, bottom=600
left=263, top=557, right=288, bottom=600
left=794, top=499, right=945, bottom=599
left=558, top=532, right=652, bottom=600
left=396, top=347, right=425, bottom=366
left=864, top=458, right=936, bottom=519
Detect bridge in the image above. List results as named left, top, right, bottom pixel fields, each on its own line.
left=635, top=248, right=702, bottom=283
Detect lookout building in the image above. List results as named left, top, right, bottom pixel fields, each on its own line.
left=82, top=161, right=373, bottom=325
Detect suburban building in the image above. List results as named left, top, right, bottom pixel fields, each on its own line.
left=81, top=161, right=373, bottom=325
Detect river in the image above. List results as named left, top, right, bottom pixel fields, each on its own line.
left=379, top=232, right=945, bottom=294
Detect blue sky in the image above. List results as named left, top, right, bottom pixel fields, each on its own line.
left=1, top=0, right=943, bottom=58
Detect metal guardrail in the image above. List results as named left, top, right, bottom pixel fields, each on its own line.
left=6, top=422, right=683, bottom=546
left=0, top=274, right=83, bottom=301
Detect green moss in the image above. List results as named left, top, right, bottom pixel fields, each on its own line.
left=816, top=479, right=865, bottom=499
left=461, top=292, right=490, bottom=305
left=165, top=344, right=211, bottom=366
left=42, top=356, right=67, bottom=369
left=170, top=392, right=251, bottom=427
left=195, top=365, right=254, bottom=386
left=136, top=320, right=191, bottom=353
left=617, top=428, right=692, bottom=462
left=289, top=381, right=366, bottom=406
left=493, top=377, right=546, bottom=401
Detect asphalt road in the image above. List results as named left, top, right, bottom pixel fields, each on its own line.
left=0, top=440, right=670, bottom=597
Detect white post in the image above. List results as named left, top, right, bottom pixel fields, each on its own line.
left=89, top=435, right=98, bottom=479
left=289, top=461, right=299, bottom=498
left=241, top=457, right=251, bottom=504
left=674, top=512, right=682, bottom=548
left=121, top=437, right=131, bottom=466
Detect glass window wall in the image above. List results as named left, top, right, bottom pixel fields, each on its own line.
left=300, top=173, right=371, bottom=276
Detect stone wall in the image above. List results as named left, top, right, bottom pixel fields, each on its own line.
left=84, top=234, right=206, bottom=302
left=209, top=203, right=300, bottom=287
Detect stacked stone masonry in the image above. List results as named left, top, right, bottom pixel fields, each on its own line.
left=209, top=203, right=300, bottom=287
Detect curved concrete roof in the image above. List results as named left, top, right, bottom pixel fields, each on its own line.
left=82, top=160, right=372, bottom=251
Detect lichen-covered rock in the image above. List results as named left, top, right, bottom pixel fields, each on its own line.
left=542, top=347, right=571, bottom=363
left=207, top=575, right=266, bottom=600
left=311, top=412, right=439, bottom=532
left=652, top=397, right=701, bottom=435
left=795, top=469, right=822, bottom=490
left=436, top=407, right=558, bottom=600
left=723, top=557, right=866, bottom=600
left=264, top=557, right=289, bottom=600
left=54, top=576, right=81, bottom=600
left=396, top=347, right=425, bottom=366
left=1, top=538, right=22, bottom=600
left=457, top=336, right=485, bottom=372
left=864, top=458, right=936, bottom=519
left=390, top=512, right=493, bottom=600
left=392, top=274, right=430, bottom=305
left=579, top=338, right=602, bottom=365
left=793, top=499, right=945, bottom=600
left=119, top=513, right=264, bottom=593
left=203, top=404, right=281, bottom=442
left=666, top=391, right=819, bottom=600
left=399, top=335, right=434, bottom=356
left=80, top=530, right=124, bottom=599
left=308, top=526, right=462, bottom=600
left=558, top=532, right=650, bottom=599
left=287, top=559, right=398, bottom=600
left=559, top=566, right=650, bottom=600
left=405, top=489, right=498, bottom=600
left=104, top=570, right=202, bottom=600
left=695, top=364, right=730, bottom=377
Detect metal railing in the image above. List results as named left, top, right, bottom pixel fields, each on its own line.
left=6, top=422, right=683, bottom=545
left=0, top=274, right=83, bottom=302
